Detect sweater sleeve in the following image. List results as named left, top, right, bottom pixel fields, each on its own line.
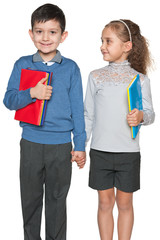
left=84, top=73, right=95, bottom=144
left=141, top=76, right=155, bottom=125
left=69, top=64, right=86, bottom=151
left=3, top=61, right=35, bottom=111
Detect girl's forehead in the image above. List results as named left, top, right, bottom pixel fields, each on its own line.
left=102, top=27, right=118, bottom=38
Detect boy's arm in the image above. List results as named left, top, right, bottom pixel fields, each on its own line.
left=3, top=62, right=52, bottom=110
left=69, top=64, right=86, bottom=152
left=3, top=63, right=35, bottom=110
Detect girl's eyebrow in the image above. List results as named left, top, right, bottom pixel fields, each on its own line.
left=101, top=37, right=113, bottom=40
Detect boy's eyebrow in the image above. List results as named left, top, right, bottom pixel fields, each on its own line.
left=34, top=27, right=59, bottom=31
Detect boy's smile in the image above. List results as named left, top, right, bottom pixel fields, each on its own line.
left=29, top=19, right=68, bottom=62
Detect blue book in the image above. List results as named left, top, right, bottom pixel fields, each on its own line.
left=127, top=74, right=143, bottom=139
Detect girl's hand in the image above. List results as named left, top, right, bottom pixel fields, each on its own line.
left=127, top=109, right=143, bottom=126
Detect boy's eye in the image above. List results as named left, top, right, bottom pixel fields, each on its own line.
left=36, top=30, right=42, bottom=34
left=50, top=31, right=56, bottom=34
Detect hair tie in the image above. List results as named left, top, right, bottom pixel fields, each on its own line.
left=118, top=19, right=132, bottom=42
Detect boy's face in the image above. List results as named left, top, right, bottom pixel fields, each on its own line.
left=29, top=19, right=68, bottom=61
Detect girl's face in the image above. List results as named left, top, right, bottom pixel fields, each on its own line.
left=100, top=27, right=130, bottom=63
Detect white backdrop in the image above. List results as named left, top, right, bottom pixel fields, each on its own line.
left=0, top=0, right=160, bottom=239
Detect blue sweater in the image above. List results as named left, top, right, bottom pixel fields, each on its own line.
left=3, top=53, right=86, bottom=151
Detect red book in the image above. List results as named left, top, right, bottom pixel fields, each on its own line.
left=14, top=69, right=53, bottom=126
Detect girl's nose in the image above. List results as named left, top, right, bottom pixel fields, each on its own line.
left=100, top=43, right=105, bottom=51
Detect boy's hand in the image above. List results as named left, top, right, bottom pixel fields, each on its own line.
left=71, top=151, right=86, bottom=169
left=30, top=75, right=52, bottom=100
left=127, top=109, right=143, bottom=126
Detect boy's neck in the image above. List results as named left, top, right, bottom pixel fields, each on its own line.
left=38, top=50, right=57, bottom=62
left=33, top=50, right=62, bottom=64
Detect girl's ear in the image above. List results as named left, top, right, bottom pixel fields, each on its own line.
left=124, top=41, right=132, bottom=53
left=60, top=31, right=68, bottom=43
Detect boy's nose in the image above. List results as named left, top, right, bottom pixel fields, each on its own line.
left=42, top=32, right=49, bottom=41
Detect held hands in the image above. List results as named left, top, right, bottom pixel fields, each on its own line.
left=127, top=108, right=143, bottom=126
left=30, top=74, right=52, bottom=100
left=71, top=151, right=86, bottom=169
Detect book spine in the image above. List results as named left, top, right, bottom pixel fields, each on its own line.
left=39, top=72, right=52, bottom=126
left=127, top=86, right=135, bottom=138
left=38, top=73, right=49, bottom=126
left=127, top=88, right=131, bottom=112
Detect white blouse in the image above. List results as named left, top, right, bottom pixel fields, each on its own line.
left=84, top=61, right=155, bottom=152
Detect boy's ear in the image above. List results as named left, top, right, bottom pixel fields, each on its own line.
left=60, top=31, right=68, bottom=43
left=29, top=29, right=34, bottom=41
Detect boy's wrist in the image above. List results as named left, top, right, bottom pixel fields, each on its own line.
left=74, top=144, right=86, bottom=152
left=73, top=151, right=86, bottom=158
left=30, top=87, right=36, bottom=99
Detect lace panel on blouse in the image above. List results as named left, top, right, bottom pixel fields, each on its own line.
left=91, top=60, right=144, bottom=86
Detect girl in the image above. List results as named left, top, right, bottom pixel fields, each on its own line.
left=84, top=20, right=155, bottom=240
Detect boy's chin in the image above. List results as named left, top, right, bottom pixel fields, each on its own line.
left=39, top=49, right=56, bottom=54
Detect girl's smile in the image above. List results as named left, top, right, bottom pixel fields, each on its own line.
left=100, top=27, right=131, bottom=63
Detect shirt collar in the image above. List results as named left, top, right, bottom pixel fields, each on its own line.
left=109, top=60, right=130, bottom=67
left=33, top=50, right=62, bottom=64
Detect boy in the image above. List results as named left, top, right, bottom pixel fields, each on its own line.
left=3, top=3, right=86, bottom=240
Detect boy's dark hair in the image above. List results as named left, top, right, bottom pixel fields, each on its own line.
left=31, top=3, right=66, bottom=33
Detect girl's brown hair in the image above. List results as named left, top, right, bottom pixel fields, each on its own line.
left=105, top=19, right=152, bottom=75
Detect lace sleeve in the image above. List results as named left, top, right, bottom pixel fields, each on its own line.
left=141, top=76, right=155, bottom=125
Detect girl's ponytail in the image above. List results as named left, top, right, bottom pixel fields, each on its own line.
left=105, top=20, right=152, bottom=75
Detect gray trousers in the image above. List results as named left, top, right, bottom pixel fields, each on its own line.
left=20, top=138, right=72, bottom=240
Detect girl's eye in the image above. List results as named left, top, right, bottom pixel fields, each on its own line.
left=101, top=38, right=104, bottom=44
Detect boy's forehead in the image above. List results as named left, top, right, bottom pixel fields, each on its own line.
left=33, top=19, right=61, bottom=29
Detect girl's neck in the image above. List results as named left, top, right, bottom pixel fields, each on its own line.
left=109, top=60, right=130, bottom=66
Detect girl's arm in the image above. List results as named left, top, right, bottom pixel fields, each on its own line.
left=84, top=73, right=95, bottom=143
left=127, top=76, right=155, bottom=127
left=141, top=76, right=155, bottom=125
